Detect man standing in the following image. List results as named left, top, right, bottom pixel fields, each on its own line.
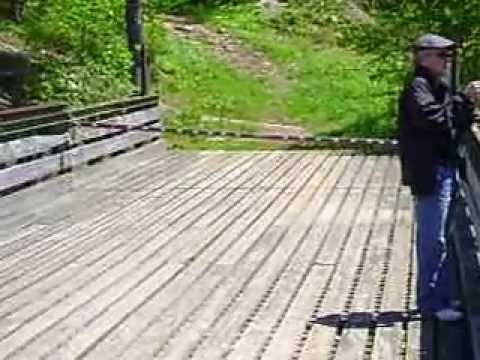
left=398, top=34, right=477, bottom=321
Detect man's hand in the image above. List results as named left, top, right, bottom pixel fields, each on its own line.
left=464, top=81, right=480, bottom=104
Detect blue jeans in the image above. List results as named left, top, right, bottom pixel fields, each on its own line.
left=415, top=165, right=457, bottom=315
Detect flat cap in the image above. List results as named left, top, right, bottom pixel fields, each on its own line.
left=414, top=34, right=455, bottom=50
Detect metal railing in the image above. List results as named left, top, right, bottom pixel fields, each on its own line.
left=0, top=96, right=160, bottom=167
left=449, top=125, right=480, bottom=360
left=0, top=104, right=68, bottom=142
left=0, top=96, right=158, bottom=142
left=0, top=95, right=163, bottom=196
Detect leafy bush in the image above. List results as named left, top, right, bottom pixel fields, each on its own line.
left=147, top=25, right=279, bottom=125
left=365, top=1, right=480, bottom=84
left=151, top=0, right=254, bottom=12
left=261, top=0, right=480, bottom=136
left=19, top=0, right=135, bottom=103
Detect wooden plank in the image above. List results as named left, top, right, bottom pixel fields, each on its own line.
left=0, top=152, right=424, bottom=360
left=113, top=153, right=328, bottom=360
left=18, top=152, right=311, bottom=359
left=407, top=242, right=422, bottom=360
left=0, top=225, right=49, bottom=250
left=334, top=157, right=398, bottom=360
left=0, top=149, right=224, bottom=233
left=0, top=152, right=203, bottom=267
left=0, top=153, right=259, bottom=292
left=65, top=130, right=158, bottom=168
left=243, top=157, right=391, bottom=360
left=0, top=153, right=231, bottom=271
left=260, top=263, right=337, bottom=360
left=0, top=134, right=69, bottom=165
left=259, top=161, right=372, bottom=360
left=299, top=157, right=381, bottom=360
left=0, top=158, right=255, bottom=358
left=32, top=152, right=221, bottom=225
left=372, top=187, right=415, bottom=360
left=0, top=138, right=170, bottom=209
left=0, top=152, right=304, bottom=359
left=70, top=96, right=158, bottom=118
left=0, top=130, right=160, bottom=194
left=0, top=154, right=250, bottom=327
left=171, top=156, right=366, bottom=360
left=0, top=154, right=261, bottom=281
left=93, top=107, right=161, bottom=130
left=0, top=104, right=66, bottom=122
left=0, top=141, right=177, bottom=229
left=223, top=155, right=363, bottom=360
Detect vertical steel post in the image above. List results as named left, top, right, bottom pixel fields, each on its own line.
left=126, top=0, right=149, bottom=95
left=451, top=36, right=464, bottom=94
left=451, top=47, right=458, bottom=94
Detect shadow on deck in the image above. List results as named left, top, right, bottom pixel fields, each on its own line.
left=314, top=311, right=473, bottom=359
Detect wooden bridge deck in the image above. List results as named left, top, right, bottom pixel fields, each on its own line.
left=0, top=141, right=425, bottom=359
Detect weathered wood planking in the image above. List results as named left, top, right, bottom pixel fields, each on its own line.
left=0, top=149, right=420, bottom=360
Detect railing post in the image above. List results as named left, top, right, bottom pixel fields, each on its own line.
left=11, top=0, right=25, bottom=21
left=126, top=0, right=150, bottom=96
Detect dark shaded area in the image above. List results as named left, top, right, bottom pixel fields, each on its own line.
left=126, top=0, right=150, bottom=95
left=0, top=0, right=26, bottom=21
left=421, top=318, right=472, bottom=360
left=449, top=130, right=480, bottom=360
left=313, top=311, right=472, bottom=359
left=0, top=50, right=31, bottom=108
left=313, top=310, right=420, bottom=329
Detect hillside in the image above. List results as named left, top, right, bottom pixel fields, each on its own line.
left=2, top=0, right=480, bottom=148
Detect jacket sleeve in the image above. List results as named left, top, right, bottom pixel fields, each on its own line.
left=410, top=77, right=450, bottom=126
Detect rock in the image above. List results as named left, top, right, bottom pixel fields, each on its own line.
left=257, top=0, right=285, bottom=17
left=344, top=1, right=375, bottom=24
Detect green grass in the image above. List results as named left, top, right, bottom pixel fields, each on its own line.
left=154, top=4, right=397, bottom=140
left=285, top=47, right=395, bottom=137
left=1, top=0, right=135, bottom=104
left=2, top=1, right=400, bottom=151
left=165, top=110, right=262, bottom=133
left=150, top=24, right=281, bottom=125
left=205, top=4, right=397, bottom=136
left=165, top=133, right=294, bottom=151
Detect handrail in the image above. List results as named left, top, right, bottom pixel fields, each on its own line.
left=0, top=104, right=66, bottom=122
left=0, top=96, right=158, bottom=142
left=450, top=124, right=480, bottom=360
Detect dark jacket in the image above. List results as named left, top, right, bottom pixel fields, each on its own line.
left=398, top=66, right=474, bottom=195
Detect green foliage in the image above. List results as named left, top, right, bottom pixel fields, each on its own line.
left=341, top=1, right=480, bottom=84
left=166, top=134, right=289, bottom=151
left=155, top=0, right=480, bottom=144
left=235, top=0, right=480, bottom=136
left=284, top=48, right=394, bottom=137
left=152, top=0, right=254, bottom=12
left=200, top=4, right=396, bottom=137
left=16, top=0, right=135, bottom=104
left=10, top=0, right=480, bottom=145
left=148, top=28, right=280, bottom=125
left=273, top=0, right=344, bottom=38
